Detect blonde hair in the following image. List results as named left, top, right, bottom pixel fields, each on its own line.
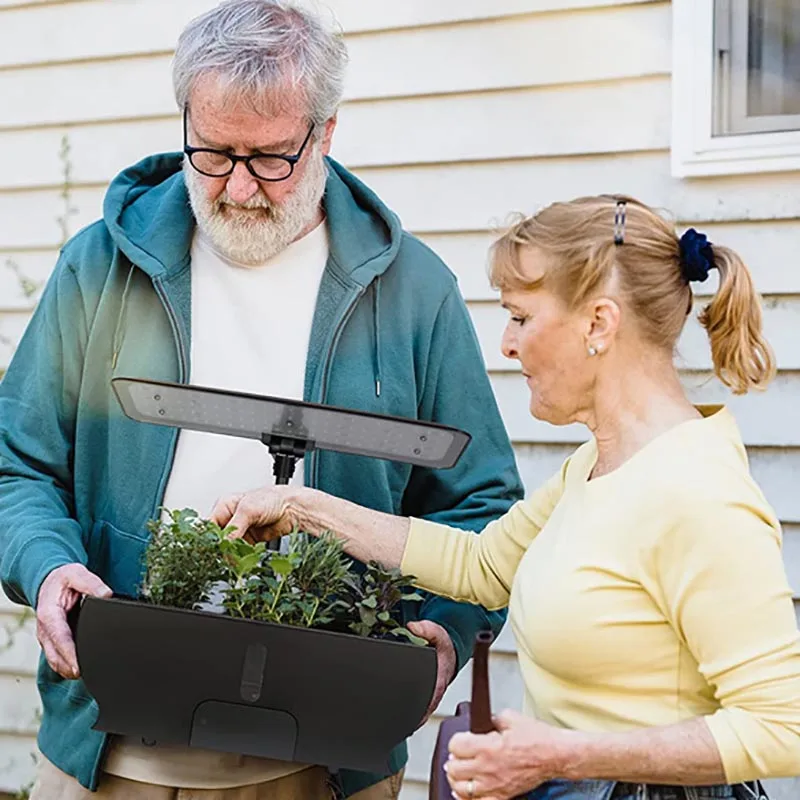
left=489, top=195, right=775, bottom=395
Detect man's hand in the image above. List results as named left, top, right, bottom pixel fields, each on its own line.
left=407, top=620, right=457, bottom=727
left=36, top=564, right=112, bottom=679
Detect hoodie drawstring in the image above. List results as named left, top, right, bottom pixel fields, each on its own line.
left=112, top=264, right=135, bottom=370
left=372, top=277, right=382, bottom=398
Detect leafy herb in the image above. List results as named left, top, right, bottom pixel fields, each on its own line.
left=346, top=562, right=428, bottom=646
left=140, top=510, right=425, bottom=645
left=141, top=509, right=229, bottom=610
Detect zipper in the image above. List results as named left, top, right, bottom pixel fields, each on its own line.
left=308, top=286, right=365, bottom=489
left=150, top=276, right=189, bottom=516
left=153, top=277, right=188, bottom=383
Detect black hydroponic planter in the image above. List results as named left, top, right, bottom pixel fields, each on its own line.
left=72, top=378, right=472, bottom=772
left=75, top=595, right=437, bottom=771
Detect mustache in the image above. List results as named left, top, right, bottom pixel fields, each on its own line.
left=215, top=192, right=273, bottom=212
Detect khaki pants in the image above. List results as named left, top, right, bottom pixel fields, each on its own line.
left=30, top=758, right=404, bottom=800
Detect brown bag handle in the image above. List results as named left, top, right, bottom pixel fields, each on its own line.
left=428, top=631, right=497, bottom=800
left=470, top=629, right=495, bottom=734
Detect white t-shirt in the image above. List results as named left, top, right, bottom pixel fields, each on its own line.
left=103, top=221, right=329, bottom=788
left=162, top=221, right=329, bottom=516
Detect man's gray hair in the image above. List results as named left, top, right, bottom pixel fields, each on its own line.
left=173, top=0, right=348, bottom=124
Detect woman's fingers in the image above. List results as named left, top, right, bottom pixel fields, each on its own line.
left=210, top=493, right=244, bottom=528
left=444, top=755, right=480, bottom=782
left=212, top=489, right=292, bottom=542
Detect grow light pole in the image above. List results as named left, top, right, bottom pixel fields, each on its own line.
left=260, top=406, right=313, bottom=549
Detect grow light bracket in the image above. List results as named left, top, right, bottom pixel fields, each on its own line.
left=260, top=433, right=312, bottom=486
left=111, top=377, right=471, bottom=472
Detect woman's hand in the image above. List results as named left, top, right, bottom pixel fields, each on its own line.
left=444, top=710, right=574, bottom=800
left=211, top=485, right=296, bottom=543
left=212, top=485, right=409, bottom=567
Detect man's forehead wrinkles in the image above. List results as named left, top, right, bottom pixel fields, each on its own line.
left=191, top=117, right=297, bottom=153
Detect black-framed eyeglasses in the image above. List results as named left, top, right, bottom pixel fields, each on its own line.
left=182, top=108, right=315, bottom=182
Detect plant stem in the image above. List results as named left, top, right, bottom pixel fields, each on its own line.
left=269, top=575, right=286, bottom=619
left=304, top=596, right=321, bottom=627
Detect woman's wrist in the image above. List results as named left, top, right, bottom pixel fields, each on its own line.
left=284, top=486, right=320, bottom=536
left=282, top=486, right=408, bottom=568
left=553, top=729, right=592, bottom=781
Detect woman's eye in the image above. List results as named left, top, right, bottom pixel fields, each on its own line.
left=511, top=316, right=527, bottom=325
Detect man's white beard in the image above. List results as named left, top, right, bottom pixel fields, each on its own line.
left=184, top=146, right=327, bottom=266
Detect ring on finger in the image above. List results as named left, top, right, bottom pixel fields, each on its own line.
left=467, top=778, right=476, bottom=799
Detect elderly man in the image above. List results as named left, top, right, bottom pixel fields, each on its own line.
left=0, top=1, right=523, bottom=798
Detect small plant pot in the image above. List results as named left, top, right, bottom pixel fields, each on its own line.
left=75, top=596, right=437, bottom=772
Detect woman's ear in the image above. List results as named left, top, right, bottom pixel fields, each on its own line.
left=585, top=297, right=621, bottom=354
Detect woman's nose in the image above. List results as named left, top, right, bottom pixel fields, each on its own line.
left=501, top=326, right=518, bottom=361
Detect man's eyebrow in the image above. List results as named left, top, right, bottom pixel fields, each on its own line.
left=193, top=128, right=296, bottom=153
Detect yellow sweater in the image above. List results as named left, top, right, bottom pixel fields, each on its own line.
left=402, top=407, right=800, bottom=784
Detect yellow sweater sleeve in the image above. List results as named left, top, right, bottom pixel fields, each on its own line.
left=652, top=501, right=800, bottom=782
left=401, top=459, right=569, bottom=611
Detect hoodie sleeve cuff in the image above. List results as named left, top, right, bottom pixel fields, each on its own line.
left=4, top=534, right=87, bottom=608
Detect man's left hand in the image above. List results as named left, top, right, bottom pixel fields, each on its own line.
left=406, top=620, right=457, bottom=727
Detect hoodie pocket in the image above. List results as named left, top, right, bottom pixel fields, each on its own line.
left=86, top=519, right=149, bottom=598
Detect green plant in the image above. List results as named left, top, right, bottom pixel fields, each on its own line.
left=347, top=562, right=427, bottom=645
left=140, top=509, right=426, bottom=645
left=141, top=509, right=229, bottom=609
left=223, top=532, right=354, bottom=629
left=56, top=135, right=79, bottom=246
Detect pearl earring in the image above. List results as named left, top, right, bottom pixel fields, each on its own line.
left=588, top=346, right=597, bottom=356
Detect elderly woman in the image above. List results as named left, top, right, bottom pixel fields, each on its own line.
left=212, top=195, right=800, bottom=800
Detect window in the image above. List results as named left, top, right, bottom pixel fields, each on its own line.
left=672, top=0, right=800, bottom=177
left=715, top=0, right=800, bottom=135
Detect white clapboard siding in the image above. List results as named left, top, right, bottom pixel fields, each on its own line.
left=0, top=604, right=40, bottom=793
left=352, top=154, right=800, bottom=233
left=0, top=76, right=671, bottom=191
left=0, top=3, right=671, bottom=130
left=0, top=675, right=39, bottom=736
left=0, top=0, right=662, bottom=67
left=0, top=254, right=50, bottom=312
left=0, top=734, right=38, bottom=796
left=1, top=0, right=800, bottom=797
left=0, top=612, right=38, bottom=676
left=7, top=153, right=800, bottom=251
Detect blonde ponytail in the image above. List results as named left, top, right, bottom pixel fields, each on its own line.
left=698, top=245, right=776, bottom=394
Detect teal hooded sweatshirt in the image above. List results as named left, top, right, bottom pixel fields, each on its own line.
left=0, top=154, right=523, bottom=795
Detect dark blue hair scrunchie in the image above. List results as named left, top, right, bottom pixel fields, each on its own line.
left=679, top=228, right=716, bottom=283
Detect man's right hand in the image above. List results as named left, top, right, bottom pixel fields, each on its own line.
left=36, top=564, right=112, bottom=679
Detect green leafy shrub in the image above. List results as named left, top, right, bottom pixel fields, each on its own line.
left=141, top=509, right=426, bottom=646
left=141, top=509, right=229, bottom=609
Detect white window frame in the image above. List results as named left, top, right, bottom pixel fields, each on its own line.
left=672, top=0, right=800, bottom=178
